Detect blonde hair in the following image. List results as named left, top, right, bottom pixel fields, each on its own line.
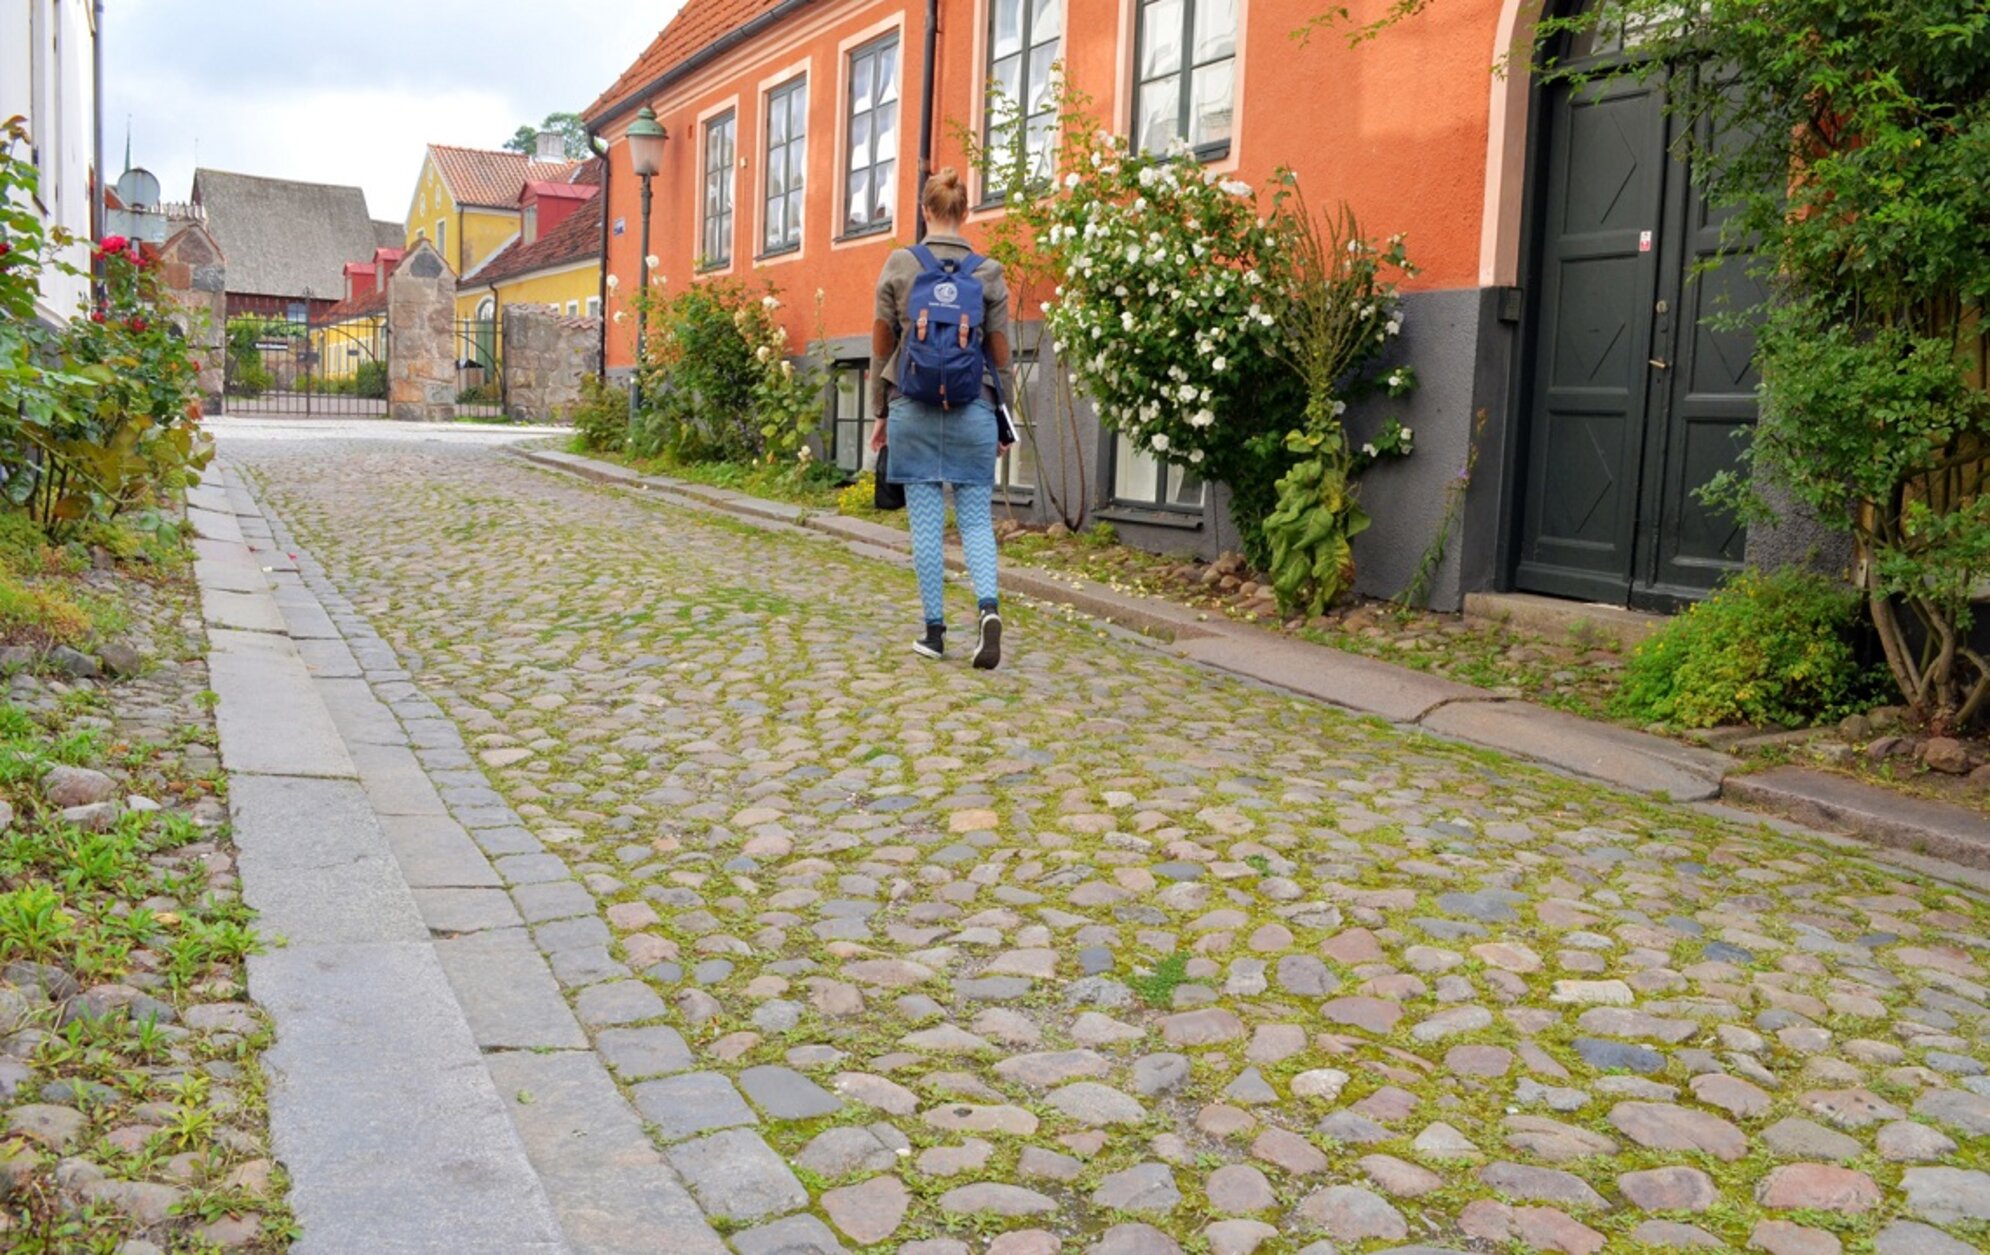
left=922, top=167, right=969, bottom=225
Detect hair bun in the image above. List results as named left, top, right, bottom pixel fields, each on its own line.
left=922, top=166, right=970, bottom=222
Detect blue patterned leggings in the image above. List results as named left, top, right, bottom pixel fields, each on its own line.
left=905, top=482, right=999, bottom=626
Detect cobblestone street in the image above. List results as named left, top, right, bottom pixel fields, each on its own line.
left=225, top=424, right=1990, bottom=1255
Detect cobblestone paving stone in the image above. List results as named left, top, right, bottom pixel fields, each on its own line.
left=233, top=438, right=1990, bottom=1255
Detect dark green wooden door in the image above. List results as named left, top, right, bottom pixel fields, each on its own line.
left=1635, top=109, right=1761, bottom=606
left=1514, top=73, right=1755, bottom=607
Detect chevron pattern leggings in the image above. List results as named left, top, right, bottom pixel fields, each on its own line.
left=905, top=482, right=998, bottom=626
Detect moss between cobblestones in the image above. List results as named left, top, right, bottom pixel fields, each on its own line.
left=238, top=444, right=1990, bottom=1255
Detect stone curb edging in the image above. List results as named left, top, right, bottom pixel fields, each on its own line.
left=202, top=463, right=745, bottom=1255
left=511, top=444, right=1990, bottom=872
left=188, top=472, right=574, bottom=1252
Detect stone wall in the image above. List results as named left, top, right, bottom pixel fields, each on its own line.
left=156, top=224, right=227, bottom=408
left=503, top=304, right=600, bottom=423
left=387, top=242, right=455, bottom=421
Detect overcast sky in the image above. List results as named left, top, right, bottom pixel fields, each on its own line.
left=105, top=1, right=681, bottom=223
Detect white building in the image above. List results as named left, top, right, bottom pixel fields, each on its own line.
left=2, top=0, right=100, bottom=324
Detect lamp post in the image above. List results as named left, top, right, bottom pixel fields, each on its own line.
left=625, top=107, right=668, bottom=394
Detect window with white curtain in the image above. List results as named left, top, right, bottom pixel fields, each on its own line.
left=1133, top=0, right=1237, bottom=157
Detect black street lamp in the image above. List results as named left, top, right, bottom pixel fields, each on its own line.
left=625, top=106, right=668, bottom=382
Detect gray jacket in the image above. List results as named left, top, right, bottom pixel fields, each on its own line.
left=871, top=233, right=1016, bottom=417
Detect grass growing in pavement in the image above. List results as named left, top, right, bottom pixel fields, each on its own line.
left=564, top=435, right=847, bottom=511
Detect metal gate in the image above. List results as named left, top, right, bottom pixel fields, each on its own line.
left=224, top=312, right=389, bottom=417
left=455, top=316, right=505, bottom=420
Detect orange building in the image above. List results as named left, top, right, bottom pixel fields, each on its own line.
left=584, top=0, right=1767, bottom=611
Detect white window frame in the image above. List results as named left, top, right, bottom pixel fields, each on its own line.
left=762, top=75, right=809, bottom=257
left=701, top=110, right=737, bottom=268
left=1131, top=0, right=1239, bottom=159
left=841, top=32, right=902, bottom=238
left=980, top=0, right=1064, bottom=200
left=827, top=361, right=877, bottom=473
left=1108, top=430, right=1206, bottom=512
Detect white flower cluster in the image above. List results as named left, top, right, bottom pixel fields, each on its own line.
left=1037, top=143, right=1279, bottom=467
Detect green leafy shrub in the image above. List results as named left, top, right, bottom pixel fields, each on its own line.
left=0, top=511, right=52, bottom=576
left=836, top=472, right=887, bottom=520
left=456, top=381, right=503, bottom=406
left=354, top=359, right=388, bottom=399
left=1532, top=0, right=1990, bottom=730
left=0, top=575, right=90, bottom=649
left=1611, top=568, right=1874, bottom=729
left=570, top=375, right=628, bottom=453
left=631, top=283, right=824, bottom=468
left=0, top=883, right=74, bottom=961
left=225, top=357, right=271, bottom=397
left=1, top=124, right=211, bottom=538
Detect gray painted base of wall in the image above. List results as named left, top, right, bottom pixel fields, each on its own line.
left=793, top=291, right=1513, bottom=611
left=634, top=283, right=1868, bottom=621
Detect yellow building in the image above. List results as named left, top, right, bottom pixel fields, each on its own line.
left=455, top=170, right=604, bottom=379
left=404, top=140, right=583, bottom=279
left=305, top=313, right=387, bottom=383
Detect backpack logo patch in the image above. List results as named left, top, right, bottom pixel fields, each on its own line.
left=933, top=281, right=960, bottom=306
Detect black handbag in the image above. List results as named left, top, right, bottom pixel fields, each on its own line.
left=873, top=446, right=906, bottom=511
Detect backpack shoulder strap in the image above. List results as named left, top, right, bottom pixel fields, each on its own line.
left=907, top=243, right=943, bottom=273
left=955, top=252, right=985, bottom=278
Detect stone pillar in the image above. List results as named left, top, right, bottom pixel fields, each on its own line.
left=502, top=304, right=602, bottom=422
left=387, top=241, right=456, bottom=422
left=158, top=224, right=227, bottom=410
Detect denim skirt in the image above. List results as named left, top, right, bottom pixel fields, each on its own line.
left=885, top=395, right=998, bottom=487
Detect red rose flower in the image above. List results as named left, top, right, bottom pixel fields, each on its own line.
left=98, top=234, right=128, bottom=254
left=127, top=317, right=148, bottom=333
left=0, top=242, right=11, bottom=259
left=90, top=310, right=107, bottom=324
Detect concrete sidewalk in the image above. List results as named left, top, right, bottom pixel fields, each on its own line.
left=191, top=469, right=725, bottom=1254
left=514, top=445, right=1990, bottom=872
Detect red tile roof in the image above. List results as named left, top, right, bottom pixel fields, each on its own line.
left=429, top=144, right=584, bottom=209
left=321, top=283, right=388, bottom=323
left=463, top=191, right=604, bottom=290
left=520, top=180, right=598, bottom=206
left=586, top=0, right=803, bottom=124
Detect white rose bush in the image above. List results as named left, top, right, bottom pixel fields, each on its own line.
left=990, top=95, right=1420, bottom=609
left=1031, top=132, right=1288, bottom=493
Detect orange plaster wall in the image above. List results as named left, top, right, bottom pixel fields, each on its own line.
left=597, top=0, right=1506, bottom=370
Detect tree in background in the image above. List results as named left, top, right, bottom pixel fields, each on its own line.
left=504, top=112, right=590, bottom=160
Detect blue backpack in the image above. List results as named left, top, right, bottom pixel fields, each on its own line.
left=897, top=244, right=990, bottom=411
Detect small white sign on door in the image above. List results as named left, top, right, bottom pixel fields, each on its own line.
left=1639, top=229, right=1653, bottom=253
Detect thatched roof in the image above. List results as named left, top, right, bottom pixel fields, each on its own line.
left=191, top=169, right=384, bottom=300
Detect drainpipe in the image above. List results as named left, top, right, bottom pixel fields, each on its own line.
left=914, top=0, right=939, bottom=242
left=91, top=0, right=105, bottom=286
left=591, top=128, right=610, bottom=376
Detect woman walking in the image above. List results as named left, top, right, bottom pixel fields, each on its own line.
left=870, top=167, right=1014, bottom=669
